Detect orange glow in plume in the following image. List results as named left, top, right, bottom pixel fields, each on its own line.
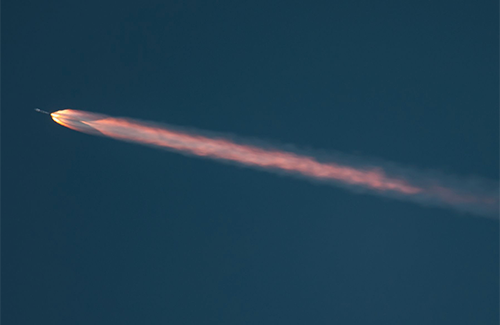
left=50, top=109, right=499, bottom=218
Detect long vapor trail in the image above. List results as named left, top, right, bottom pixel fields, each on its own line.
left=50, top=109, right=499, bottom=218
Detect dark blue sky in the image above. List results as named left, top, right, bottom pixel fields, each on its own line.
left=3, top=1, right=498, bottom=324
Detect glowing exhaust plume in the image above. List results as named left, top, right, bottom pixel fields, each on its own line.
left=51, top=109, right=499, bottom=218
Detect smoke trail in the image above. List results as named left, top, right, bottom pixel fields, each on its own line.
left=51, top=109, right=499, bottom=218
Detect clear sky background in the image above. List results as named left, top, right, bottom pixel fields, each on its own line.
left=3, top=1, right=498, bottom=324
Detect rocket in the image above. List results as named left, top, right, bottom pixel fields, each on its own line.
left=35, top=108, right=50, bottom=114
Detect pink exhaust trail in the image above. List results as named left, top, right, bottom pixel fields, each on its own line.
left=50, top=109, right=499, bottom=218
